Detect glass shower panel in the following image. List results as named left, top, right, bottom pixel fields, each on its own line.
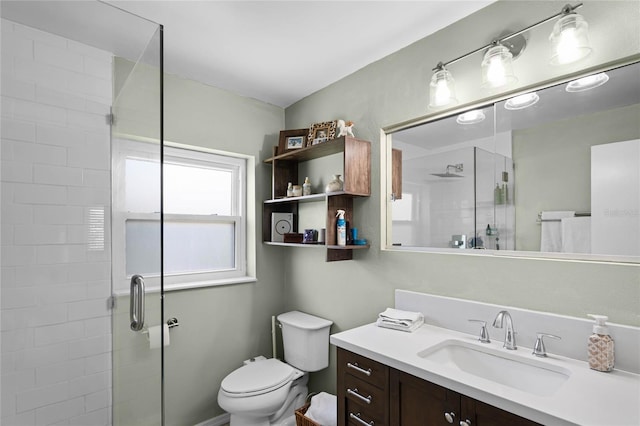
left=0, top=2, right=163, bottom=425
left=111, top=28, right=164, bottom=426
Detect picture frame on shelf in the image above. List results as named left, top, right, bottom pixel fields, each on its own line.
left=308, top=120, right=337, bottom=146
left=278, top=129, right=309, bottom=154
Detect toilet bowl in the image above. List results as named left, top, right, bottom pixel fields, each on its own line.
left=218, top=358, right=308, bottom=425
left=217, top=311, right=332, bottom=426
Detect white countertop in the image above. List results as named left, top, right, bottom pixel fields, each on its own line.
left=331, top=323, right=640, bottom=426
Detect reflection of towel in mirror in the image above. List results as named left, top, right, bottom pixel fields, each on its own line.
left=304, top=392, right=337, bottom=426
left=376, top=308, right=424, bottom=332
left=561, top=217, right=591, bottom=253
left=540, top=211, right=574, bottom=252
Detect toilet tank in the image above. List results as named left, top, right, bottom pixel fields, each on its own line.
left=277, top=311, right=333, bottom=372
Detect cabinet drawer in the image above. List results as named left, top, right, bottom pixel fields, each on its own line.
left=344, top=374, right=386, bottom=417
left=338, top=348, right=388, bottom=389
left=346, top=399, right=386, bottom=426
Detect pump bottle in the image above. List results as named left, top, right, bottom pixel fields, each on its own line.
left=336, top=210, right=347, bottom=246
left=587, top=314, right=614, bottom=372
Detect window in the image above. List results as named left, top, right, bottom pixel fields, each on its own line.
left=112, top=139, right=253, bottom=294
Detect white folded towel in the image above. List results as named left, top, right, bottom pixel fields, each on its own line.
left=304, top=392, right=337, bottom=426
left=376, top=308, right=424, bottom=332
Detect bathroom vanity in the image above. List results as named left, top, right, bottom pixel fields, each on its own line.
left=331, top=291, right=640, bottom=426
left=337, top=347, right=538, bottom=425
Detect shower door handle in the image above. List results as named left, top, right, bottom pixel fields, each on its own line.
left=130, top=274, right=145, bottom=331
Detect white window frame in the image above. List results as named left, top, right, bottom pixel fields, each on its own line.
left=112, top=138, right=256, bottom=295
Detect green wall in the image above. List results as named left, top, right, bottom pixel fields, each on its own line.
left=112, top=59, right=286, bottom=424
left=112, top=1, right=640, bottom=422
left=284, top=0, right=640, bottom=394
left=514, top=103, right=640, bottom=251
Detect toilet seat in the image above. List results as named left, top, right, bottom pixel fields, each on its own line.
left=221, top=358, right=297, bottom=397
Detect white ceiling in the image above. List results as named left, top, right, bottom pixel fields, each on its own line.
left=99, top=1, right=495, bottom=107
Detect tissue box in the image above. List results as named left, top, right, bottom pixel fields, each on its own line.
left=295, top=403, right=319, bottom=426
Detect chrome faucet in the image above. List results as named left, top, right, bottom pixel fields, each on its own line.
left=492, top=310, right=517, bottom=350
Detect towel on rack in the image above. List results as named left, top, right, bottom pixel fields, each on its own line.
left=376, top=308, right=424, bottom=332
left=561, top=216, right=591, bottom=253
left=540, top=211, right=575, bottom=252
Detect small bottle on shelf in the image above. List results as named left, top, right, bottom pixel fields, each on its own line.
left=286, top=182, right=293, bottom=197
left=303, top=177, right=311, bottom=196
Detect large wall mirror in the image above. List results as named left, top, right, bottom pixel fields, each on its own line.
left=384, top=60, right=639, bottom=263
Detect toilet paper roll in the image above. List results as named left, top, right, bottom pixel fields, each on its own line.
left=148, top=324, right=170, bottom=349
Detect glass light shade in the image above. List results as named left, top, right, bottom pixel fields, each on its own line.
left=550, top=13, right=592, bottom=65
left=566, top=72, right=609, bottom=92
left=481, top=44, right=517, bottom=89
left=505, top=92, right=540, bottom=110
left=429, top=68, right=457, bottom=108
left=456, top=109, right=486, bottom=125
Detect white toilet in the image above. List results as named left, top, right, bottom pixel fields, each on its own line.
left=217, top=311, right=333, bottom=426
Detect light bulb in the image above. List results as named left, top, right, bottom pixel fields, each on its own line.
left=487, top=55, right=507, bottom=87
left=435, top=79, right=451, bottom=105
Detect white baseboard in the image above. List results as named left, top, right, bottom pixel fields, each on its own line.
left=193, top=413, right=230, bottom=426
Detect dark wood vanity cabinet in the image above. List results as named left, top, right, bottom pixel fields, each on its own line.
left=337, top=347, right=390, bottom=425
left=337, top=348, right=540, bottom=426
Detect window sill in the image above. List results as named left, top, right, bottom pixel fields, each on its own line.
left=113, top=276, right=257, bottom=296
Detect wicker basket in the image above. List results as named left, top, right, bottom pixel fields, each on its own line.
left=295, top=402, right=320, bottom=426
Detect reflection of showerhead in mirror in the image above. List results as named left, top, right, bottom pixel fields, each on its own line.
left=431, top=163, right=464, bottom=178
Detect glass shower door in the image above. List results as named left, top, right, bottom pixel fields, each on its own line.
left=110, top=27, right=165, bottom=425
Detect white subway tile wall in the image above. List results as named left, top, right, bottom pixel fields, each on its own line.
left=1, top=19, right=113, bottom=425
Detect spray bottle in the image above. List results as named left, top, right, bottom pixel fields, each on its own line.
left=336, top=210, right=347, bottom=246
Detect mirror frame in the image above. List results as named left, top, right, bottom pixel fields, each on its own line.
left=381, top=56, right=640, bottom=264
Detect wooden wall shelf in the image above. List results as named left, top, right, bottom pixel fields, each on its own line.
left=263, top=136, right=371, bottom=262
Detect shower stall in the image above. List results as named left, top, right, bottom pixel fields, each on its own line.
left=1, top=2, right=165, bottom=424
left=391, top=145, right=515, bottom=250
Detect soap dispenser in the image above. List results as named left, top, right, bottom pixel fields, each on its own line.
left=587, top=314, right=614, bottom=372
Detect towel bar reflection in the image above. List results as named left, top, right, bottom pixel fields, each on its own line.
left=537, top=212, right=591, bottom=223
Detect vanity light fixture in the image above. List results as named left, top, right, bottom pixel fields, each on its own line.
left=505, top=92, right=540, bottom=110
left=549, top=5, right=592, bottom=65
left=565, top=72, right=609, bottom=92
left=429, top=3, right=588, bottom=109
left=428, top=62, right=458, bottom=108
left=456, top=109, right=486, bottom=125
left=481, top=43, right=518, bottom=89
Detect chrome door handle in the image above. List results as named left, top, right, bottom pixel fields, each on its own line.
left=349, top=412, right=374, bottom=426
left=346, top=362, right=372, bottom=376
left=130, top=274, right=145, bottom=331
left=347, top=388, right=372, bottom=404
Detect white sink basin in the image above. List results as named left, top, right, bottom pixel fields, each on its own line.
left=418, top=340, right=571, bottom=396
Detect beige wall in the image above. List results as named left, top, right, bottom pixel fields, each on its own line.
left=284, top=0, right=640, bottom=394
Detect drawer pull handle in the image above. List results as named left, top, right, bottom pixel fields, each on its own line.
left=346, top=362, right=372, bottom=376
left=349, top=412, right=374, bottom=426
left=347, top=388, right=372, bottom=404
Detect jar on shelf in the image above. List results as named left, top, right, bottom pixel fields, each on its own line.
left=325, top=174, right=343, bottom=193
